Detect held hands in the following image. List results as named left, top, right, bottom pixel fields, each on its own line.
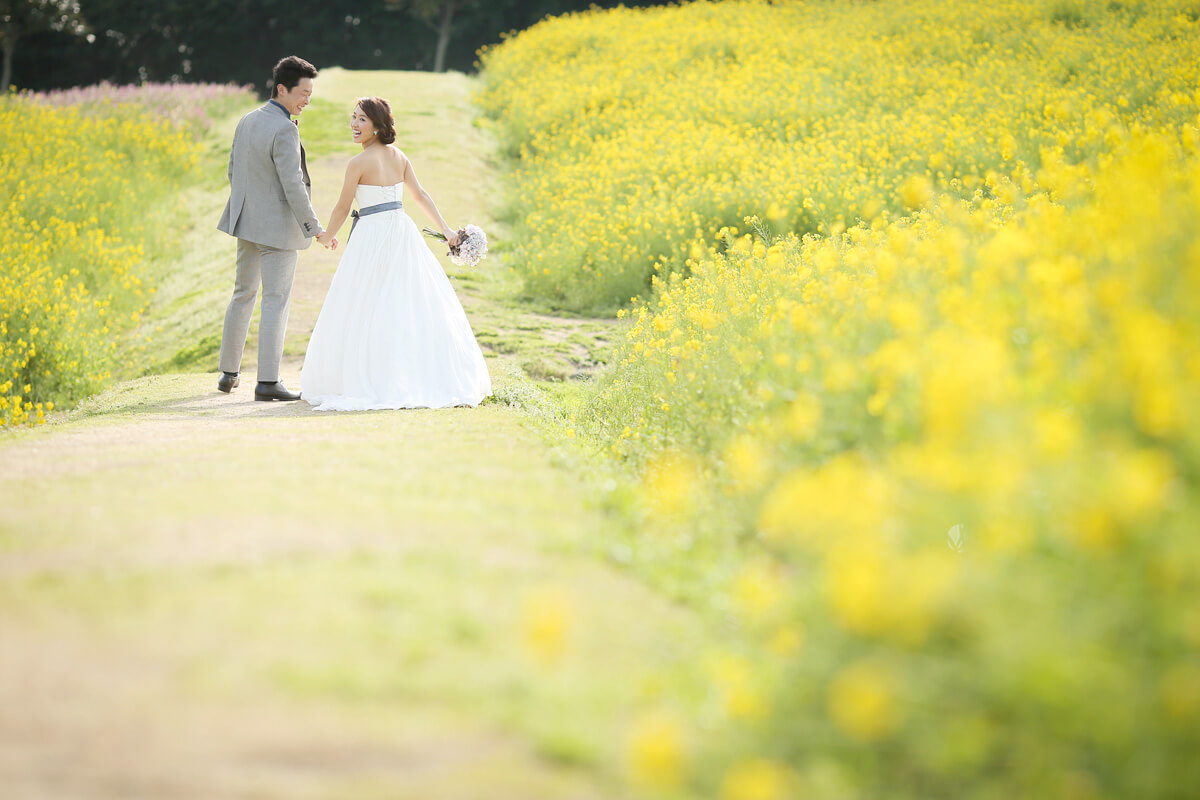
left=316, top=229, right=339, bottom=250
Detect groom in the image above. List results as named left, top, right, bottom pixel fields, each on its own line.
left=216, top=55, right=336, bottom=401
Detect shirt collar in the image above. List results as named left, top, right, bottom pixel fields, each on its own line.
left=268, top=99, right=292, bottom=119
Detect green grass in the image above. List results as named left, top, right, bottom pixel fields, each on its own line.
left=0, top=372, right=701, bottom=751
left=125, top=103, right=252, bottom=378
left=0, top=369, right=706, bottom=796
left=0, top=70, right=698, bottom=799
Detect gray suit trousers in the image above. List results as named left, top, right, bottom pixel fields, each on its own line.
left=218, top=239, right=298, bottom=382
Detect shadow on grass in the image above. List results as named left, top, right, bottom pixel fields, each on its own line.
left=63, top=371, right=516, bottom=425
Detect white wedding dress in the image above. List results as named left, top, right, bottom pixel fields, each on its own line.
left=300, top=182, right=492, bottom=410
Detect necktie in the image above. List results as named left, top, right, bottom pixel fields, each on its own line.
left=294, top=119, right=311, bottom=188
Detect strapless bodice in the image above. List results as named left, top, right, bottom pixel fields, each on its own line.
left=356, top=182, right=404, bottom=207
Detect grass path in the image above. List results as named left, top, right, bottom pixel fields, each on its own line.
left=0, top=71, right=698, bottom=799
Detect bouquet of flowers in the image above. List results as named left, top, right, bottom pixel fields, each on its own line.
left=423, top=224, right=489, bottom=267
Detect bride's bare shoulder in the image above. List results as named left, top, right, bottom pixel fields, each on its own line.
left=386, top=145, right=410, bottom=179
left=340, top=151, right=371, bottom=182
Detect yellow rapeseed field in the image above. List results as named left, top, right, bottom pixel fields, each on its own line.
left=479, top=0, right=1200, bottom=312
left=482, top=1, right=1200, bottom=797
left=0, top=87, right=245, bottom=427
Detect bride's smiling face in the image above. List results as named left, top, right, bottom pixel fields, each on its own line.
left=350, top=106, right=375, bottom=144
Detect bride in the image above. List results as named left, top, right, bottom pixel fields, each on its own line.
left=301, top=96, right=492, bottom=411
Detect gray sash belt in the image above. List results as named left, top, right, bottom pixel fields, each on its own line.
left=349, top=200, right=403, bottom=239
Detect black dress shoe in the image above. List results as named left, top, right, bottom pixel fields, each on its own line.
left=254, top=381, right=302, bottom=401
left=217, top=372, right=239, bottom=393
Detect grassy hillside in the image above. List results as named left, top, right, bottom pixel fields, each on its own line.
left=0, top=69, right=674, bottom=799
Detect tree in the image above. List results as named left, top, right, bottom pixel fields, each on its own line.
left=387, top=0, right=482, bottom=73
left=8, top=0, right=667, bottom=91
left=0, top=0, right=88, bottom=89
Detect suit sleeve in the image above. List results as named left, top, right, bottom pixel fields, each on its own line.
left=270, top=124, right=321, bottom=238
left=227, top=116, right=247, bottom=184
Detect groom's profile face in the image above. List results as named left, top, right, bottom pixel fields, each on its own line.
left=276, top=77, right=314, bottom=117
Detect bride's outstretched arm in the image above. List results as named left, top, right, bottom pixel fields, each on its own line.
left=403, top=158, right=461, bottom=246
left=320, top=159, right=366, bottom=247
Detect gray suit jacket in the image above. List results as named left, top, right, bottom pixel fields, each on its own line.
left=217, top=102, right=321, bottom=250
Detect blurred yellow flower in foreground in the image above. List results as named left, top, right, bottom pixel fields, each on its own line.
left=484, top=1, right=1200, bottom=796
left=730, top=561, right=785, bottom=621
left=828, top=660, right=901, bottom=742
left=721, top=758, right=791, bottom=800
left=522, top=585, right=572, bottom=666
left=626, top=710, right=686, bottom=789
left=900, top=174, right=934, bottom=210
left=640, top=450, right=699, bottom=519
left=1160, top=663, right=1200, bottom=724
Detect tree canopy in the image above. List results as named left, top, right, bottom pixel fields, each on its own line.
left=2, top=0, right=89, bottom=90
left=10, top=0, right=661, bottom=91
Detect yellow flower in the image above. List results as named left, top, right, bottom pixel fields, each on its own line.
left=721, top=758, right=790, bottom=800
left=828, top=659, right=902, bottom=742
left=627, top=711, right=686, bottom=789
left=724, top=434, right=771, bottom=494
left=1160, top=663, right=1200, bottom=724
left=730, top=561, right=785, bottom=621
left=782, top=393, right=822, bottom=440
left=1107, top=447, right=1174, bottom=525
left=767, top=624, right=804, bottom=657
left=641, top=451, right=698, bottom=519
left=522, top=586, right=572, bottom=666
left=1033, top=407, right=1081, bottom=460
left=708, top=653, right=768, bottom=721
left=899, top=174, right=934, bottom=210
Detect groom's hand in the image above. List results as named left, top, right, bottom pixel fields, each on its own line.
left=316, top=230, right=337, bottom=250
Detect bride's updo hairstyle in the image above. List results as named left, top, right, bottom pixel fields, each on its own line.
left=357, top=97, right=397, bottom=145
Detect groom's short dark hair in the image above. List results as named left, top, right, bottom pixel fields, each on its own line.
left=272, top=56, right=318, bottom=97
